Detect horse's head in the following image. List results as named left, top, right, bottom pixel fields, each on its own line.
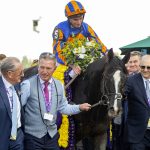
left=101, top=49, right=127, bottom=118
left=74, top=49, right=127, bottom=120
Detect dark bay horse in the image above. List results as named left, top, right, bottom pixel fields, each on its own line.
left=71, top=50, right=127, bottom=150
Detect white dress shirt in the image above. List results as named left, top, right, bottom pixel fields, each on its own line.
left=2, top=75, right=21, bottom=128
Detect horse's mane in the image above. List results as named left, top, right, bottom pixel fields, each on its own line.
left=23, top=65, right=38, bottom=81
left=83, top=54, right=127, bottom=105
left=104, top=56, right=127, bottom=75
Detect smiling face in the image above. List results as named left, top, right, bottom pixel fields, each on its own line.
left=1, top=57, right=24, bottom=85
left=7, top=63, right=24, bottom=85
left=140, top=55, right=150, bottom=79
left=38, top=58, right=56, bottom=82
left=128, top=55, right=141, bottom=73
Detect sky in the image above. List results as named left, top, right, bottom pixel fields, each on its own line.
left=0, top=0, right=150, bottom=60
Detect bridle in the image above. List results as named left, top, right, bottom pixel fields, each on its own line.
left=91, top=92, right=122, bottom=109
left=91, top=69, right=123, bottom=109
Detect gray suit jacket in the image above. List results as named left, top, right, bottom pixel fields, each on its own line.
left=21, top=75, right=80, bottom=138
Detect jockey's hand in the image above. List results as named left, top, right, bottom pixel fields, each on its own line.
left=72, top=65, right=81, bottom=75
left=79, top=103, right=91, bottom=111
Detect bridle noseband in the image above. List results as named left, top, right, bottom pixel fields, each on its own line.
left=91, top=69, right=123, bottom=109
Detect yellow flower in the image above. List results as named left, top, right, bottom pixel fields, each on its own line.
left=53, top=64, right=68, bottom=84
left=53, top=66, right=69, bottom=148
left=62, top=37, right=102, bottom=71
left=58, top=114, right=69, bottom=148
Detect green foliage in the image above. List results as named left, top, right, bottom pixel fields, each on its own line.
left=21, top=56, right=32, bottom=68
left=62, top=37, right=102, bottom=71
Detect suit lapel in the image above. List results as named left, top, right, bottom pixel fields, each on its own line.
left=51, top=78, right=57, bottom=113
left=136, top=74, right=149, bottom=107
left=0, top=77, right=11, bottom=119
left=37, top=77, right=47, bottom=114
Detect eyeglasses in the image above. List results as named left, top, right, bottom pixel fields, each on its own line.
left=140, top=66, right=150, bottom=70
left=39, top=52, right=55, bottom=59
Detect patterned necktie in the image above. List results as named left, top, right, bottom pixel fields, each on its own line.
left=10, top=86, right=18, bottom=140
left=145, top=80, right=150, bottom=105
left=44, top=82, right=50, bottom=112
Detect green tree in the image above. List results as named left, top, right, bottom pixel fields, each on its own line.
left=22, top=56, right=32, bottom=68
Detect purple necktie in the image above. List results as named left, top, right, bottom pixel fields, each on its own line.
left=44, top=82, right=50, bottom=112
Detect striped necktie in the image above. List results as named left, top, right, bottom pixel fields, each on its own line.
left=10, top=86, right=18, bottom=140
left=145, top=80, right=150, bottom=105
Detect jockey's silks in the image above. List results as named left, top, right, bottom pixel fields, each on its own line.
left=53, top=20, right=107, bottom=64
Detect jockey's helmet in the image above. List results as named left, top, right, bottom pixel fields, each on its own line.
left=65, top=1, right=86, bottom=18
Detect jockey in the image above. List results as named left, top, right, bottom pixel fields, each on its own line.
left=52, top=1, right=108, bottom=149
left=53, top=0, right=107, bottom=75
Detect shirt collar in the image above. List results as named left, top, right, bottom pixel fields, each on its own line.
left=142, top=77, right=150, bottom=88
left=142, top=77, right=150, bottom=82
left=2, top=75, right=13, bottom=89
left=39, top=76, right=53, bottom=85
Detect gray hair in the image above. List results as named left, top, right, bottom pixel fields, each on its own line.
left=0, top=57, right=20, bottom=74
left=130, top=51, right=142, bottom=58
left=39, top=52, right=56, bottom=64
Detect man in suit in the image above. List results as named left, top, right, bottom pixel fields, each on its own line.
left=21, top=52, right=91, bottom=150
left=127, top=51, right=142, bottom=75
left=0, top=57, right=24, bottom=150
left=124, top=54, right=150, bottom=150
left=112, top=51, right=143, bottom=150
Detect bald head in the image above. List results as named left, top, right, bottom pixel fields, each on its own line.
left=140, top=55, right=150, bottom=79
left=140, top=55, right=150, bottom=65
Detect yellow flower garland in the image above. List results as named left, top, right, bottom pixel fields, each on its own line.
left=58, top=115, right=69, bottom=148
left=110, top=123, right=112, bottom=141
left=52, top=64, right=69, bottom=148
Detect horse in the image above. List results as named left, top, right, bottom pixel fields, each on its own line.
left=70, top=50, right=127, bottom=150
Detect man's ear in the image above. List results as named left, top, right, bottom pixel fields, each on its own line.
left=7, top=70, right=13, bottom=78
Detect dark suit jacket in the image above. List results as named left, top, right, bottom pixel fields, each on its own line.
left=124, top=73, right=150, bottom=143
left=0, top=76, right=24, bottom=150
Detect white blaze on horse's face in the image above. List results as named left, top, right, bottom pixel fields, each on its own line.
left=113, top=70, right=121, bottom=112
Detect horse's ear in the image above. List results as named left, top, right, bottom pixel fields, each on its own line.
left=106, top=48, right=114, bottom=63
left=121, top=52, right=130, bottom=65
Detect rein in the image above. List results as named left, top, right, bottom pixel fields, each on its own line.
left=91, top=93, right=122, bottom=109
